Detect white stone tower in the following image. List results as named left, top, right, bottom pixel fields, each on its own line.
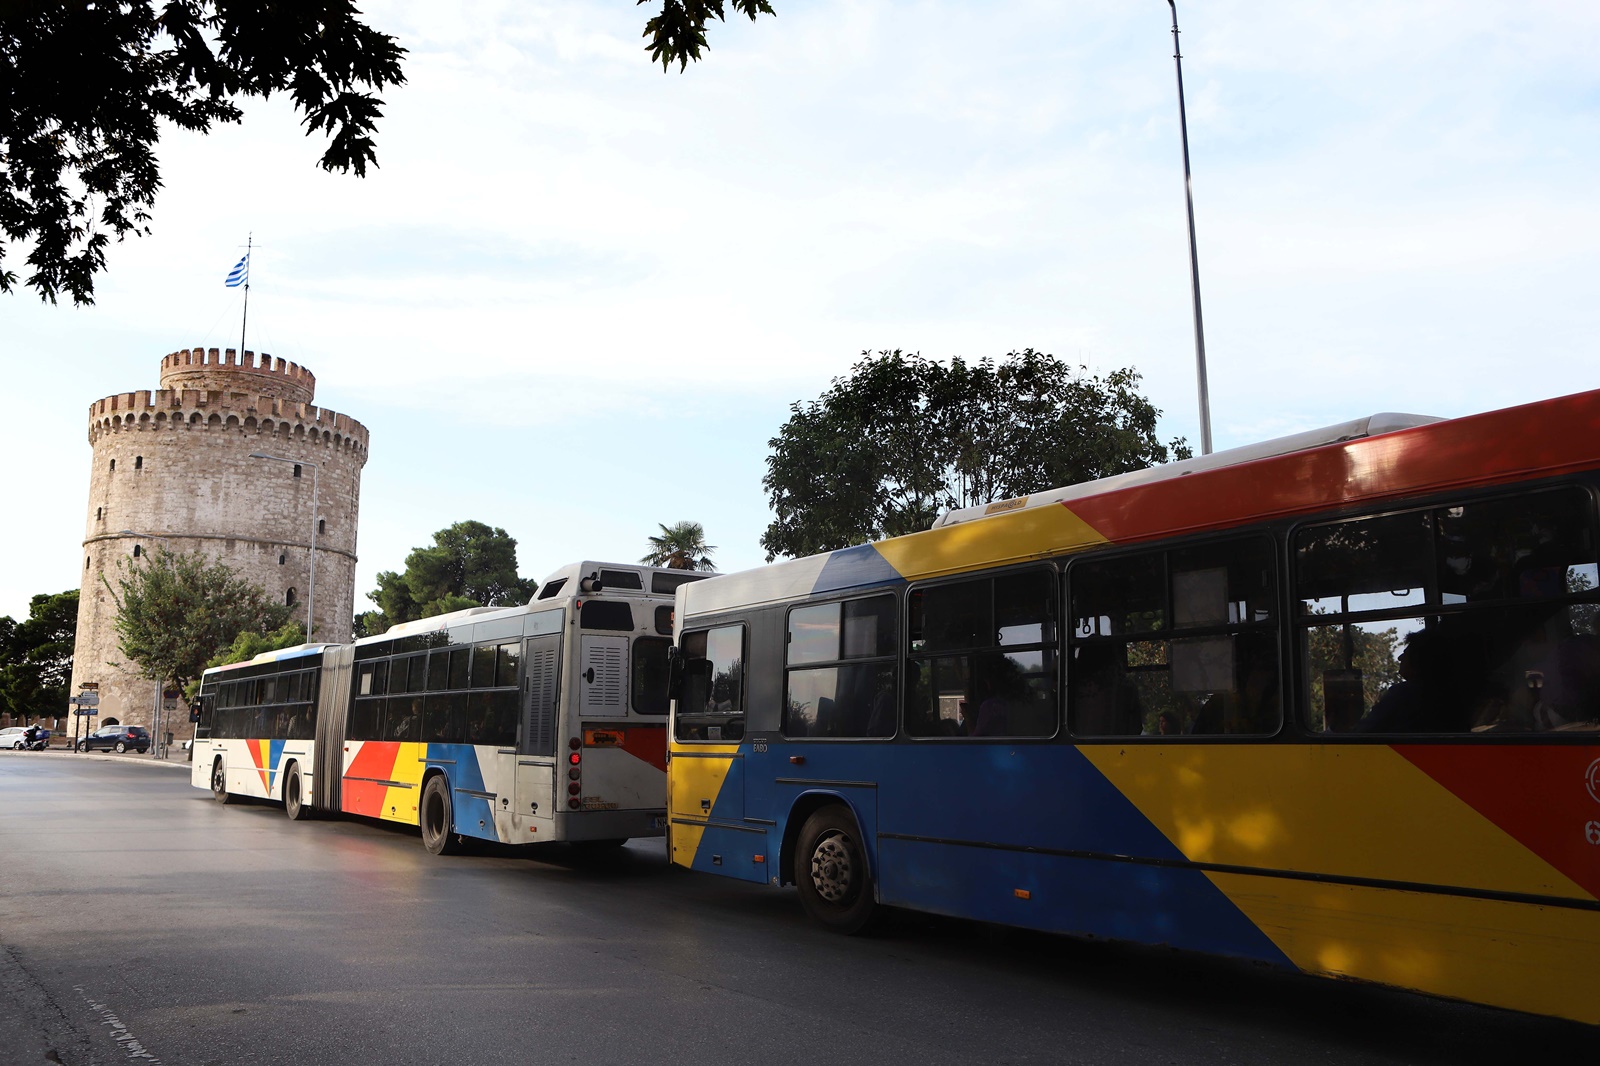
left=70, top=348, right=370, bottom=744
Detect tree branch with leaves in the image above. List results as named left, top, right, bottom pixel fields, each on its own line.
left=110, top=547, right=293, bottom=697
left=761, top=349, right=1191, bottom=560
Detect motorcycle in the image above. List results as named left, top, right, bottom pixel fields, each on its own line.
left=22, top=728, right=50, bottom=751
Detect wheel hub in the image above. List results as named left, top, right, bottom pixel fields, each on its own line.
left=810, top=833, right=854, bottom=902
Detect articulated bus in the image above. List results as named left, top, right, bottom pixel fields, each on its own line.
left=666, top=390, right=1600, bottom=1025
left=193, top=561, right=709, bottom=852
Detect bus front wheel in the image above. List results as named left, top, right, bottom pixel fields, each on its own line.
left=420, top=776, right=461, bottom=856
left=795, top=806, right=880, bottom=934
left=211, top=759, right=233, bottom=805
left=284, top=763, right=311, bottom=822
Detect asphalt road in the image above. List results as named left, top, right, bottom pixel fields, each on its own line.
left=1, top=751, right=1594, bottom=1066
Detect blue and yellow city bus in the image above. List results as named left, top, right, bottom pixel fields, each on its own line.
left=667, top=391, right=1600, bottom=1025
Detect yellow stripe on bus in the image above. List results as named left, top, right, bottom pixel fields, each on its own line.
left=1207, top=872, right=1600, bottom=1025
left=874, top=503, right=1109, bottom=582
left=381, top=743, right=427, bottom=824
left=1079, top=744, right=1589, bottom=901
left=667, top=745, right=741, bottom=868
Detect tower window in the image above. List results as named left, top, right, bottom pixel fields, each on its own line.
left=109, top=459, right=115, bottom=471
left=279, top=553, right=287, bottom=565
left=134, top=456, right=143, bottom=470
left=286, top=587, right=297, bottom=606
left=132, top=544, right=142, bottom=558
left=318, top=518, right=326, bottom=535
left=293, top=464, right=302, bottom=479
left=96, top=507, right=103, bottom=520
left=85, top=557, right=90, bottom=570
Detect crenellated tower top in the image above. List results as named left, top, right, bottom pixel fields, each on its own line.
left=159, top=347, right=315, bottom=405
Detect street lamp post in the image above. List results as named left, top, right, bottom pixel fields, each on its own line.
left=1165, top=0, right=1213, bottom=455
left=118, top=529, right=172, bottom=758
left=250, top=452, right=318, bottom=639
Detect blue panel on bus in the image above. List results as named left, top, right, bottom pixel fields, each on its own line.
left=687, top=823, right=770, bottom=884
left=813, top=544, right=905, bottom=596
left=754, top=740, right=1292, bottom=968
left=268, top=739, right=286, bottom=792
left=876, top=837, right=1293, bottom=966
left=431, top=744, right=497, bottom=843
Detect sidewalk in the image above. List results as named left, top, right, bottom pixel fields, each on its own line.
left=4, top=746, right=191, bottom=770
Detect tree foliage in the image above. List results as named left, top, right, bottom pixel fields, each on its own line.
left=110, top=548, right=292, bottom=696
left=358, top=521, right=536, bottom=637
left=0, top=588, right=78, bottom=721
left=184, top=620, right=306, bottom=699
left=3, top=2, right=776, bottom=306
left=642, top=520, right=717, bottom=571
left=639, top=0, right=775, bottom=70
left=1, top=0, right=406, bottom=304
left=761, top=349, right=1191, bottom=561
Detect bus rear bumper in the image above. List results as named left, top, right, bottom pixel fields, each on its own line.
left=561, top=808, right=667, bottom=841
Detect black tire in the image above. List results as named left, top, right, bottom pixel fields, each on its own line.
left=211, top=758, right=234, bottom=805
left=419, top=776, right=460, bottom=855
left=284, top=763, right=311, bottom=822
left=75, top=741, right=85, bottom=752
left=114, top=741, right=127, bottom=753
left=794, top=805, right=880, bottom=934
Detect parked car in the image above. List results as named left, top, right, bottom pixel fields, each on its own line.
left=78, top=725, right=151, bottom=754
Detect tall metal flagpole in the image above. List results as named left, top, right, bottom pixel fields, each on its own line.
left=235, top=232, right=251, bottom=356
left=1166, top=1, right=1213, bottom=455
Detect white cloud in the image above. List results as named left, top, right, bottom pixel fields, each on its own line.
left=5, top=0, right=1599, bottom=622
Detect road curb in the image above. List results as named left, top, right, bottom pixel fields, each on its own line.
left=0, top=748, right=191, bottom=770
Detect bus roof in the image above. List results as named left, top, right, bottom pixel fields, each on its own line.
left=930, top=411, right=1441, bottom=529
left=352, top=560, right=704, bottom=646
left=680, top=389, right=1600, bottom=618
left=205, top=642, right=339, bottom=677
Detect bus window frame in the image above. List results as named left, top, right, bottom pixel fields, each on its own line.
left=1063, top=532, right=1283, bottom=742
left=904, top=564, right=1059, bottom=742
left=781, top=590, right=900, bottom=741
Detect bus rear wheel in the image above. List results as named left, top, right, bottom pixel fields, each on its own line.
left=795, top=806, right=880, bottom=934
left=211, top=759, right=233, bottom=805
left=284, top=763, right=311, bottom=822
left=420, top=776, right=461, bottom=856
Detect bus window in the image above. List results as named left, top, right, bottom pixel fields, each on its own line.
left=423, top=691, right=468, bottom=744
left=470, top=645, right=495, bottom=688
left=1069, top=539, right=1279, bottom=738
left=632, top=637, right=672, bottom=715
left=1298, top=488, right=1600, bottom=734
left=784, top=594, right=897, bottom=738
left=907, top=571, right=1056, bottom=739
left=581, top=601, right=634, bottom=631
left=676, top=625, right=745, bottom=741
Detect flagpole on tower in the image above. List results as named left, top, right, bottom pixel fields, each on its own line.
left=237, top=233, right=252, bottom=359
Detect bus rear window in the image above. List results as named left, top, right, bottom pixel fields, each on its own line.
left=600, top=569, right=644, bottom=590
left=652, top=571, right=708, bottom=595
left=632, top=637, right=671, bottom=715
left=581, top=601, right=635, bottom=631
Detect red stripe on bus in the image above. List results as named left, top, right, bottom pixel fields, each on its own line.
left=1395, top=743, right=1600, bottom=901
left=1065, top=390, right=1600, bottom=546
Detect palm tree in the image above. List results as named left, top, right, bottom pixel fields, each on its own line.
left=642, top=521, right=717, bottom=571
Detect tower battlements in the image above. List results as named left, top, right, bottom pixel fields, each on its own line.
left=87, top=388, right=370, bottom=453
left=159, top=347, right=316, bottom=405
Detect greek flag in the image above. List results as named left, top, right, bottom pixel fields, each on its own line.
left=225, top=254, right=249, bottom=288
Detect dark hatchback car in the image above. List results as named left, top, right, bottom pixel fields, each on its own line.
left=78, top=725, right=150, bottom=754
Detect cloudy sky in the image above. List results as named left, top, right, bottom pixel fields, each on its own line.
left=6, top=1, right=1599, bottom=624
